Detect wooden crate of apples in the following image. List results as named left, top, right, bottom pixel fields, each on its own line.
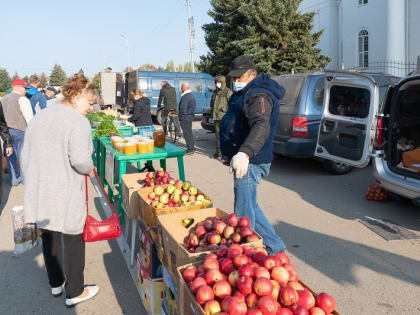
left=178, top=245, right=339, bottom=315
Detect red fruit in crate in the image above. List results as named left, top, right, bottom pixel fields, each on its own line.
left=292, top=305, right=309, bottom=315
left=228, top=270, right=240, bottom=288
left=240, top=227, right=254, bottom=238
left=233, top=255, right=249, bottom=269
left=206, top=244, right=219, bottom=251
left=277, top=308, right=293, bottom=315
left=147, top=192, right=156, bottom=200
left=205, top=269, right=225, bottom=286
left=288, top=271, right=299, bottom=283
left=162, top=177, right=169, bottom=184
left=254, top=267, right=271, bottom=279
left=226, top=214, right=239, bottom=227
left=205, top=253, right=218, bottom=260
left=263, top=256, right=278, bottom=271
left=146, top=172, right=154, bottom=179
left=204, top=258, right=219, bottom=271
left=223, top=225, right=235, bottom=239
left=298, top=289, right=315, bottom=310
left=271, top=280, right=280, bottom=300
left=245, top=247, right=257, bottom=257
left=188, top=247, right=196, bottom=253
left=182, top=265, right=197, bottom=283
left=247, top=234, right=260, bottom=242
left=250, top=262, right=260, bottom=273
left=174, top=179, right=183, bottom=189
left=208, top=233, right=222, bottom=245
left=220, top=258, right=235, bottom=275
left=283, top=263, right=296, bottom=274
left=237, top=275, right=254, bottom=295
left=239, top=264, right=254, bottom=277
left=315, top=293, right=336, bottom=314
left=214, top=220, right=227, bottom=234
left=308, top=307, right=326, bottom=315
left=247, top=309, right=263, bottom=315
left=213, top=280, right=232, bottom=299
left=279, top=286, right=298, bottom=307
left=230, top=243, right=244, bottom=254
left=217, top=247, right=228, bottom=258
left=253, top=252, right=268, bottom=266
left=196, top=285, right=214, bottom=305
left=227, top=248, right=242, bottom=259
left=220, top=238, right=228, bottom=246
left=191, top=277, right=207, bottom=294
left=271, top=266, right=289, bottom=287
left=233, top=291, right=246, bottom=302
left=221, top=296, right=234, bottom=312
left=246, top=292, right=258, bottom=308
left=239, top=216, right=251, bottom=227
left=203, top=300, right=222, bottom=314
left=288, top=281, right=304, bottom=292
left=257, top=296, right=278, bottom=315
left=196, top=225, right=207, bottom=239
left=229, top=296, right=248, bottom=315
left=204, top=219, right=214, bottom=232
left=199, top=238, right=208, bottom=247
left=254, top=277, right=273, bottom=297
left=188, top=233, right=199, bottom=247
left=232, top=232, right=242, bottom=243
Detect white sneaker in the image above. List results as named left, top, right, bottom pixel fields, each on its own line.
left=65, top=285, right=99, bottom=308
left=51, top=285, right=63, bottom=297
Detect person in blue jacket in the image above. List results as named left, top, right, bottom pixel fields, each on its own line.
left=26, top=75, right=46, bottom=114
left=220, top=55, right=286, bottom=254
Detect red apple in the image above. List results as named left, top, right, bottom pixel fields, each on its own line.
left=226, top=213, right=239, bottom=227
left=204, top=258, right=219, bottom=271
left=191, top=277, right=207, bottom=294
left=292, top=305, right=309, bottom=315
left=213, top=280, right=232, bottom=299
left=246, top=292, right=258, bottom=308
left=308, top=307, right=326, bottom=315
left=298, top=289, right=316, bottom=310
left=196, top=225, right=207, bottom=239
left=223, top=226, right=235, bottom=239
left=205, top=253, right=218, bottom=260
left=240, top=227, right=254, bottom=238
left=263, top=256, right=277, bottom=271
left=288, top=272, right=299, bottom=283
left=196, top=285, right=214, bottom=305
left=283, top=263, right=296, bottom=275
left=174, top=179, right=183, bottom=189
left=277, top=308, right=293, bottom=315
left=233, top=255, right=249, bottom=269
left=239, top=264, right=255, bottom=277
left=254, top=267, right=271, bottom=279
left=220, top=258, right=235, bottom=275
left=247, top=309, right=263, bottom=315
left=253, top=252, right=268, bottom=266
left=233, top=291, right=246, bottom=302
left=257, top=296, right=278, bottom=315
left=217, top=248, right=228, bottom=258
left=188, top=233, right=199, bottom=248
left=279, top=286, right=298, bottom=307
left=146, top=172, right=154, bottom=179
left=232, top=232, right=242, bottom=243
left=229, top=296, right=248, bottom=315
left=288, top=281, right=304, bottom=292
left=204, top=300, right=222, bottom=315
left=271, top=280, right=280, bottom=300
left=237, top=276, right=254, bottom=295
left=271, top=266, right=289, bottom=287
left=254, top=277, right=273, bottom=297
left=228, top=270, right=240, bottom=288
left=148, top=192, right=156, bottom=200
left=205, top=269, right=225, bottom=286
left=239, top=216, right=251, bottom=227
left=214, top=220, right=227, bottom=234
left=208, top=233, right=222, bottom=245
left=221, top=296, right=234, bottom=312
left=182, top=265, right=197, bottom=283
left=315, top=293, right=336, bottom=314
left=247, top=234, right=260, bottom=242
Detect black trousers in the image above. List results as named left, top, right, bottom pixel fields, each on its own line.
left=180, top=120, right=195, bottom=151
left=161, top=108, right=181, bottom=134
left=41, top=229, right=85, bottom=299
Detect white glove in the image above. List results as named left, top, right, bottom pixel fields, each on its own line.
left=229, top=152, right=249, bottom=179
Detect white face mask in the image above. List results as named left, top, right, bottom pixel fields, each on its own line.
left=216, top=82, right=222, bottom=89
left=233, top=81, right=247, bottom=92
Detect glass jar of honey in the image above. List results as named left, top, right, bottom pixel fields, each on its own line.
left=124, top=143, right=137, bottom=155
left=137, top=142, right=148, bottom=154
left=115, top=143, right=125, bottom=153
left=153, top=128, right=166, bottom=148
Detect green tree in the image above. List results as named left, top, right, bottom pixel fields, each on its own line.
left=198, top=0, right=330, bottom=76
left=92, top=73, right=101, bottom=91
left=166, top=60, right=175, bottom=72
left=78, top=68, right=84, bottom=74
left=11, top=72, right=19, bottom=81
left=49, top=64, right=67, bottom=86
left=176, top=64, right=184, bottom=72
left=39, top=72, right=48, bottom=88
left=0, top=69, right=11, bottom=92
left=23, top=75, right=29, bottom=83
left=138, top=64, right=158, bottom=71
left=184, top=62, right=193, bottom=72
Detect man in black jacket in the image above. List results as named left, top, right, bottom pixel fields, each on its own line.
left=179, top=83, right=196, bottom=155
left=157, top=81, right=180, bottom=134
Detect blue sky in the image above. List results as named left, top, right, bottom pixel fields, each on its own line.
left=0, top=0, right=212, bottom=77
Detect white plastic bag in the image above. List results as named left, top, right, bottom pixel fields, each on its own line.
left=11, top=206, right=40, bottom=255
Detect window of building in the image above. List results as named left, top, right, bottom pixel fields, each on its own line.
left=151, top=79, right=174, bottom=90
left=179, top=79, right=203, bottom=93
left=358, top=0, right=368, bottom=5
left=358, top=30, right=369, bottom=68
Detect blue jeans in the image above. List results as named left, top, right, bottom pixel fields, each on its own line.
left=234, top=163, right=286, bottom=254
left=7, top=128, right=24, bottom=186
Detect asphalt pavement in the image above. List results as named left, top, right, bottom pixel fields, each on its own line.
left=1, top=121, right=419, bottom=314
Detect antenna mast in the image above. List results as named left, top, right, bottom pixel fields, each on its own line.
left=186, top=0, right=195, bottom=72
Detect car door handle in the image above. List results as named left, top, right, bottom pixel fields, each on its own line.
left=322, top=120, right=335, bottom=133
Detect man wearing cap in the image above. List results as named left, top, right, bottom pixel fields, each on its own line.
left=45, top=86, right=60, bottom=107
left=220, top=55, right=286, bottom=254
left=1, top=79, right=33, bottom=186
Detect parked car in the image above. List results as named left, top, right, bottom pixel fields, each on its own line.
left=315, top=69, right=420, bottom=204
left=271, top=72, right=399, bottom=174
left=124, top=71, right=215, bottom=124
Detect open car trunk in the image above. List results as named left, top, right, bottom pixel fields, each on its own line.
left=387, top=78, right=420, bottom=179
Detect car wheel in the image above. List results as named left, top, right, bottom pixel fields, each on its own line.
left=322, top=160, right=353, bottom=175
left=156, top=110, right=163, bottom=125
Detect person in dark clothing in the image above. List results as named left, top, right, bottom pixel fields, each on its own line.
left=220, top=55, right=286, bottom=254
left=0, top=101, right=13, bottom=202
left=128, top=89, right=153, bottom=127
left=179, top=83, right=196, bottom=154
left=157, top=81, right=180, bottom=134
left=26, top=75, right=47, bottom=114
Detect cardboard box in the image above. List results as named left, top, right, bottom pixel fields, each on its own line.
left=177, top=261, right=341, bottom=315
left=157, top=208, right=263, bottom=278
left=122, top=173, right=147, bottom=219
left=163, top=283, right=178, bottom=315
left=137, top=185, right=213, bottom=228
left=137, top=272, right=165, bottom=315
left=138, top=221, right=163, bottom=279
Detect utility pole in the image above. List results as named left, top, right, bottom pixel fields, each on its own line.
left=120, top=34, right=131, bottom=71
left=186, top=0, right=195, bottom=72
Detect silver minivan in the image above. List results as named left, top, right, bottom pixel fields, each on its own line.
left=314, top=69, right=420, bottom=205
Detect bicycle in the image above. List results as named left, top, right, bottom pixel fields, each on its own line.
left=166, top=110, right=179, bottom=143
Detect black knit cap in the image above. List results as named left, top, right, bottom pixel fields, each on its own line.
left=227, top=55, right=256, bottom=77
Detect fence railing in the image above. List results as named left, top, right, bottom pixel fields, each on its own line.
left=348, top=60, right=417, bottom=77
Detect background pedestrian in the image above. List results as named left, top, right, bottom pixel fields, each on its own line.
left=179, top=82, right=196, bottom=154
left=157, top=81, right=180, bottom=134
left=26, top=74, right=47, bottom=114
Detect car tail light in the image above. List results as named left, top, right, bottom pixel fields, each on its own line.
left=292, top=116, right=309, bottom=137
left=374, top=117, right=384, bottom=150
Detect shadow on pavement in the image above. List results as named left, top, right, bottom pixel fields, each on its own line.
left=274, top=221, right=420, bottom=287
left=265, top=155, right=420, bottom=233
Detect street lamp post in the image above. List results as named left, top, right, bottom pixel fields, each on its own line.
left=120, top=33, right=131, bottom=70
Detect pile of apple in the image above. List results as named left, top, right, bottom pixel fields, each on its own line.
left=182, top=245, right=336, bottom=315
left=184, top=214, right=260, bottom=254
left=143, top=169, right=175, bottom=187
left=144, top=179, right=210, bottom=209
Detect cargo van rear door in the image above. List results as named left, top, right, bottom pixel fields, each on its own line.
left=314, top=72, right=379, bottom=167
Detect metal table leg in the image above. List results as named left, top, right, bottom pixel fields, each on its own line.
left=177, top=155, right=186, bottom=181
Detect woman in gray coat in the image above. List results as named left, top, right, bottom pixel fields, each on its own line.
left=21, top=74, right=99, bottom=308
